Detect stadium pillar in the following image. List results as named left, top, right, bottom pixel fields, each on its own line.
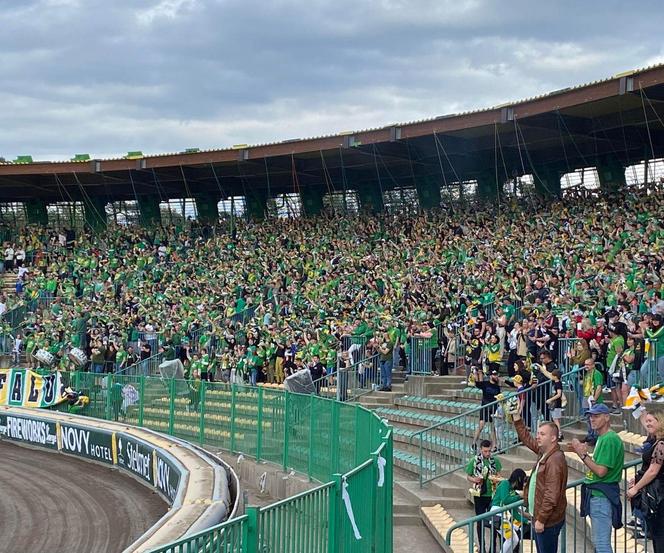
left=83, top=196, right=108, bottom=232
left=414, top=174, right=441, bottom=210
left=246, top=190, right=268, bottom=220
left=300, top=185, right=325, bottom=216
left=476, top=171, right=500, bottom=203
left=533, top=167, right=562, bottom=198
left=596, top=157, right=627, bottom=194
left=25, top=199, right=48, bottom=225
left=194, top=193, right=221, bottom=223
left=356, top=183, right=385, bottom=214
left=137, top=195, right=162, bottom=227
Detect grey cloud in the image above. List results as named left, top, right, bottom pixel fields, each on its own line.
left=0, top=0, right=663, bottom=159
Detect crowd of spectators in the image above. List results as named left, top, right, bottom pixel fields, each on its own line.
left=1, top=187, right=664, bottom=553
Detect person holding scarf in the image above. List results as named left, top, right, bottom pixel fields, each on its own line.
left=465, top=440, right=502, bottom=552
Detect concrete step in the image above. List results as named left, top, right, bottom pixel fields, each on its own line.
left=394, top=513, right=424, bottom=527
left=395, top=480, right=471, bottom=511
left=394, top=502, right=420, bottom=515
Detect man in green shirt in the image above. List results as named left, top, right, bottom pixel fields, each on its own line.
left=465, top=440, right=502, bottom=550
left=605, top=325, right=624, bottom=413
left=571, top=403, right=624, bottom=553
left=581, top=359, right=604, bottom=445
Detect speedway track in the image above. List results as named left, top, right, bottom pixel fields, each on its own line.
left=0, top=440, right=166, bottom=553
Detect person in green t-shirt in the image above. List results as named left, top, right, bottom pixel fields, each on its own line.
left=571, top=403, right=624, bottom=553
left=465, top=440, right=502, bottom=548
left=581, top=359, right=604, bottom=444
left=491, top=468, right=527, bottom=552
left=605, top=325, right=624, bottom=413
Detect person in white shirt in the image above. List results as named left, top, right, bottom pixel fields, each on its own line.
left=4, top=246, right=14, bottom=271
left=13, top=335, right=22, bottom=364
left=17, top=266, right=29, bottom=280
left=14, top=247, right=25, bottom=267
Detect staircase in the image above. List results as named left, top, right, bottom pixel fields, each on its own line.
left=357, top=371, right=645, bottom=551
left=1, top=270, right=15, bottom=295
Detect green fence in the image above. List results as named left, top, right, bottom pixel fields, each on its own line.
left=54, top=371, right=393, bottom=553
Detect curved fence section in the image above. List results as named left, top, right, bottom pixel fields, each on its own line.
left=52, top=371, right=393, bottom=553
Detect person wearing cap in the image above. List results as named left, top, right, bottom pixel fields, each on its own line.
left=572, top=403, right=625, bottom=553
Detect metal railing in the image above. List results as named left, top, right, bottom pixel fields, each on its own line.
left=0, top=332, right=15, bottom=356
left=409, top=366, right=584, bottom=486
left=640, top=340, right=662, bottom=389
left=557, top=337, right=579, bottom=374
left=1, top=303, right=27, bottom=329
left=408, top=334, right=436, bottom=375
left=52, top=371, right=392, bottom=553
left=117, top=351, right=165, bottom=376
left=444, top=459, right=643, bottom=553
left=312, top=353, right=382, bottom=401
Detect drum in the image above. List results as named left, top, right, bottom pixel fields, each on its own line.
left=68, top=347, right=88, bottom=368
left=35, top=348, right=55, bottom=367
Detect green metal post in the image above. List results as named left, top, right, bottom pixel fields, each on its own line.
left=199, top=381, right=206, bottom=446
left=168, top=378, right=175, bottom=435
left=327, top=474, right=342, bottom=553
left=418, top=434, right=423, bottom=488
left=283, top=391, right=290, bottom=471
left=105, top=374, right=113, bottom=421
left=138, top=375, right=145, bottom=427
left=244, top=506, right=259, bottom=553
left=384, top=433, right=394, bottom=553
left=256, top=386, right=263, bottom=461
left=230, top=385, right=237, bottom=453
left=307, top=394, right=315, bottom=480
left=330, top=401, right=340, bottom=473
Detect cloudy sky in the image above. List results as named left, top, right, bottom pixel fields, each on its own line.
left=1, top=0, right=663, bottom=161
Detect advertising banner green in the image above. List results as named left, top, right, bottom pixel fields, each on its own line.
left=115, top=432, right=154, bottom=484
left=0, top=412, right=58, bottom=449
left=59, top=422, right=114, bottom=465
left=155, top=450, right=182, bottom=504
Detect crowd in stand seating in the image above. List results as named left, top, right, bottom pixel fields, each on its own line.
left=2, top=187, right=664, bottom=553
left=0, top=189, right=662, bottom=391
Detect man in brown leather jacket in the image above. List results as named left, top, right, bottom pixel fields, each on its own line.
left=512, top=411, right=568, bottom=553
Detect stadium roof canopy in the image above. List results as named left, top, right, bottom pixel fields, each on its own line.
left=2, top=64, right=664, bottom=203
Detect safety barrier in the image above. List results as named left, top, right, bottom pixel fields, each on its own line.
left=53, top=370, right=393, bottom=553
left=445, top=459, right=642, bottom=553
left=1, top=303, right=27, bottom=330
left=341, top=334, right=369, bottom=362
left=117, top=351, right=166, bottom=377
left=313, top=353, right=382, bottom=401
left=408, top=334, right=436, bottom=375
left=409, top=366, right=584, bottom=487
left=0, top=332, right=15, bottom=357
left=641, top=340, right=662, bottom=389
left=557, top=337, right=579, bottom=374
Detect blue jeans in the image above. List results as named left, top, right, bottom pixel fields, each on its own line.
left=250, top=368, right=257, bottom=386
left=380, top=359, right=393, bottom=388
left=92, top=363, right=104, bottom=374
left=533, top=519, right=564, bottom=553
left=589, top=496, right=612, bottom=553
